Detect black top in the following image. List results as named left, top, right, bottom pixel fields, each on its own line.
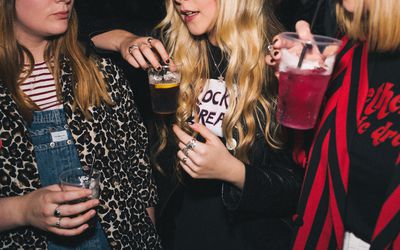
left=172, top=44, right=245, bottom=250
left=345, top=51, right=400, bottom=242
left=161, top=44, right=303, bottom=250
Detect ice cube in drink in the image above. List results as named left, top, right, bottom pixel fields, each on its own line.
left=277, top=67, right=331, bottom=129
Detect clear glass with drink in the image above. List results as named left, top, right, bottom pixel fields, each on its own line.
left=59, top=167, right=100, bottom=227
left=277, top=32, right=342, bottom=129
left=59, top=167, right=100, bottom=199
left=148, top=64, right=181, bottom=114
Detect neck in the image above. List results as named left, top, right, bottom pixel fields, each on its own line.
left=16, top=33, right=48, bottom=64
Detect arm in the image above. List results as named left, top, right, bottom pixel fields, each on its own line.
left=74, top=0, right=169, bottom=69
left=0, top=196, right=25, bottom=231
left=222, top=137, right=303, bottom=216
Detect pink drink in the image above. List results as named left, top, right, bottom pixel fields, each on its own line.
left=277, top=68, right=331, bottom=129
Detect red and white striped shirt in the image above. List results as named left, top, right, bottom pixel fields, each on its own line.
left=20, top=62, right=63, bottom=110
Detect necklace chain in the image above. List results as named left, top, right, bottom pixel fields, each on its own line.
left=207, top=44, right=228, bottom=82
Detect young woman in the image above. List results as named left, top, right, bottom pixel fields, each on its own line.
left=142, top=0, right=303, bottom=249
left=85, top=0, right=303, bottom=249
left=0, top=0, right=160, bottom=249
left=269, top=0, right=400, bottom=249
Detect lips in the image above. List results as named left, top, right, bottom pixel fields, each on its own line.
left=53, top=11, right=69, bottom=19
left=181, top=10, right=199, bottom=22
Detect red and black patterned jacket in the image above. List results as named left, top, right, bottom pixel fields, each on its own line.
left=292, top=36, right=400, bottom=249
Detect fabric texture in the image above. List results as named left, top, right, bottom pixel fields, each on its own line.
left=292, top=36, right=400, bottom=250
left=0, top=57, right=161, bottom=249
left=27, top=108, right=110, bottom=249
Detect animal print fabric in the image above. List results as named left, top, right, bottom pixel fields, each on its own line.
left=0, top=57, right=161, bottom=249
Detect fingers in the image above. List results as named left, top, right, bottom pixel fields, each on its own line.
left=295, top=20, right=313, bottom=41
left=53, top=209, right=96, bottom=230
left=177, top=150, right=200, bottom=178
left=172, top=124, right=197, bottom=145
left=188, top=123, right=216, bottom=142
left=125, top=37, right=172, bottom=70
left=50, top=188, right=92, bottom=204
left=55, top=199, right=99, bottom=218
left=149, top=38, right=171, bottom=65
left=51, top=223, right=90, bottom=236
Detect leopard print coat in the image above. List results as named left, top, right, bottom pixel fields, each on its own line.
left=0, top=57, right=161, bottom=249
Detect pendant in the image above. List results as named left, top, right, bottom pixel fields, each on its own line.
left=218, top=75, right=224, bottom=82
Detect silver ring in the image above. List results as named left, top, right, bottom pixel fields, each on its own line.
left=182, top=156, right=187, bottom=164
left=147, top=37, right=153, bottom=45
left=267, top=44, right=273, bottom=53
left=185, top=139, right=197, bottom=150
left=128, top=44, right=139, bottom=55
left=54, top=205, right=61, bottom=218
left=55, top=217, right=62, bottom=229
left=183, top=147, right=190, bottom=157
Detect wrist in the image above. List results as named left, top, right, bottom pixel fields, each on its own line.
left=15, top=195, right=29, bottom=227
left=224, top=158, right=245, bottom=189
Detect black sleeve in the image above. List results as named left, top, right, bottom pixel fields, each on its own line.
left=222, top=134, right=304, bottom=217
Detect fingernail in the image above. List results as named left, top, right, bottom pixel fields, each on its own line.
left=270, top=59, right=275, bottom=63
left=274, top=51, right=279, bottom=56
left=156, top=66, right=162, bottom=71
left=272, top=39, right=278, bottom=45
left=165, top=59, right=170, bottom=64
left=186, top=120, right=194, bottom=125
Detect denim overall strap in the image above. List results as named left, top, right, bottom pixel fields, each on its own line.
left=27, top=108, right=110, bottom=250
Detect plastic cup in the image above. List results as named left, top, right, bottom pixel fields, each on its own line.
left=277, top=32, right=342, bottom=129
left=148, top=64, right=181, bottom=114
left=59, top=167, right=100, bottom=200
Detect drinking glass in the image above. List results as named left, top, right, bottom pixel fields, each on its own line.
left=59, top=167, right=100, bottom=200
left=277, top=32, right=342, bottom=129
left=147, top=64, right=181, bottom=114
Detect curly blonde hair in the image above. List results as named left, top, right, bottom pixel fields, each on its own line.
left=157, top=0, right=283, bottom=164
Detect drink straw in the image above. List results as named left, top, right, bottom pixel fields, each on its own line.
left=297, top=0, right=325, bottom=68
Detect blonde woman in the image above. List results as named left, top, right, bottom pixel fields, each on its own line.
left=87, top=0, right=303, bottom=249
left=0, top=0, right=160, bottom=248
left=269, top=0, right=400, bottom=249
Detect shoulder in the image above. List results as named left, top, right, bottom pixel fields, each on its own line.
left=94, top=57, right=131, bottom=93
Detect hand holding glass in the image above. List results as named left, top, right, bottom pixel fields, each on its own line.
left=59, top=168, right=100, bottom=200
left=276, top=32, right=342, bottom=129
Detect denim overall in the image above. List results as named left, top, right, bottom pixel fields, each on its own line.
left=27, top=108, right=110, bottom=250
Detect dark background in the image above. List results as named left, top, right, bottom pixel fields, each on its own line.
left=74, top=0, right=336, bottom=127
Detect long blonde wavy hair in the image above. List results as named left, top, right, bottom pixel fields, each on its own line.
left=336, top=0, right=400, bottom=52
left=157, top=0, right=283, bottom=163
left=0, top=0, right=112, bottom=121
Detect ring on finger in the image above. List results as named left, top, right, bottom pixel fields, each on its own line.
left=54, top=205, right=61, bottom=218
left=55, top=217, right=62, bottom=229
left=183, top=147, right=190, bottom=157
left=267, top=44, right=274, bottom=54
left=185, top=138, right=197, bottom=150
left=128, top=44, right=139, bottom=55
left=147, top=37, right=153, bottom=46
